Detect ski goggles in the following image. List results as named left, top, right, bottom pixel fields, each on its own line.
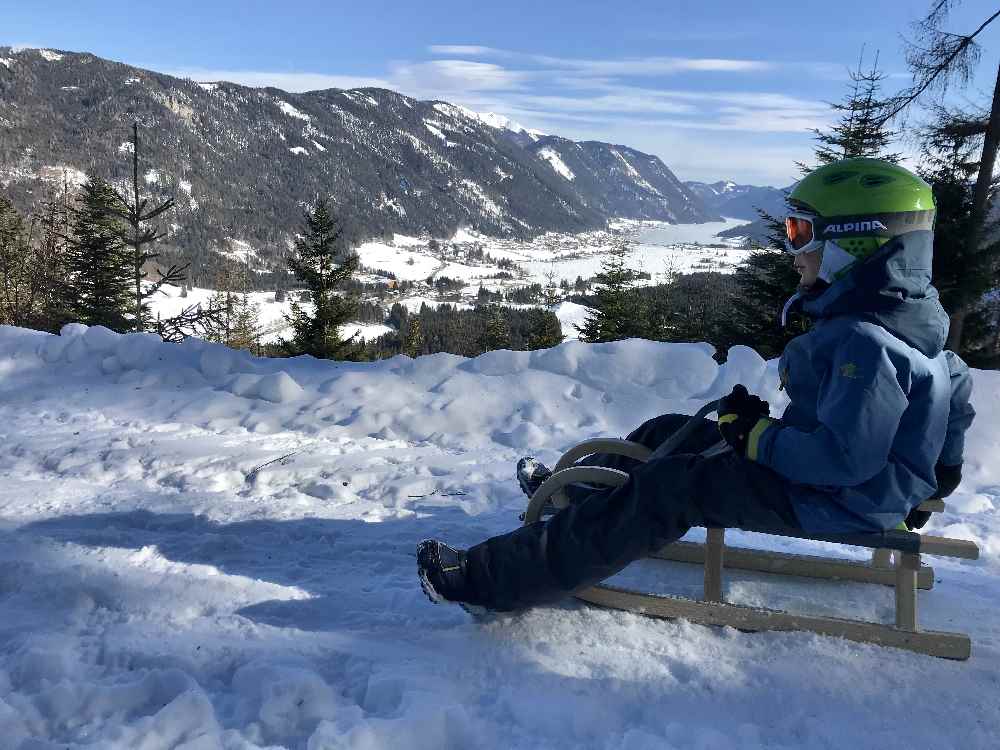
left=783, top=209, right=936, bottom=256
left=784, top=213, right=821, bottom=256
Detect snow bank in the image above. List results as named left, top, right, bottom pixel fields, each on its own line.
left=1, top=323, right=998, bottom=749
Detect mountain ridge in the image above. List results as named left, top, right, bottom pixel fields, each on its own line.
left=0, top=46, right=720, bottom=283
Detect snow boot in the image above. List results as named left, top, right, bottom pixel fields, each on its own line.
left=417, top=539, right=479, bottom=609
left=517, top=456, right=552, bottom=500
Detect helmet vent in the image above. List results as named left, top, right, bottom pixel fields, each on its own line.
left=860, top=174, right=894, bottom=187
left=823, top=171, right=857, bottom=185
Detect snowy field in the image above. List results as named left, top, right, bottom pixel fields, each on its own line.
left=2, top=324, right=997, bottom=749
left=149, top=219, right=753, bottom=346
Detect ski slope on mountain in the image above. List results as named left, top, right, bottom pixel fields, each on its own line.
left=1, top=324, right=998, bottom=749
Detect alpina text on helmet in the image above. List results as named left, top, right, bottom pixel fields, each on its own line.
left=824, top=219, right=889, bottom=234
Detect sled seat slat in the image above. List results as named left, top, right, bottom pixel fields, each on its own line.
left=745, top=527, right=979, bottom=559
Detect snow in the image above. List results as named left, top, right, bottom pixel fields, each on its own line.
left=0, top=58, right=14, bottom=69
left=36, top=165, right=87, bottom=191
left=144, top=169, right=160, bottom=185
left=537, top=147, right=575, bottom=181
left=310, top=139, right=327, bottom=152
left=0, top=323, right=998, bottom=748
left=147, top=284, right=386, bottom=346
left=392, top=233, right=427, bottom=247
left=343, top=322, right=394, bottom=342
left=456, top=107, right=547, bottom=140
left=355, top=240, right=440, bottom=281
left=340, top=90, right=378, bottom=108
left=197, top=82, right=218, bottom=92
left=288, top=146, right=309, bottom=156
left=179, top=179, right=192, bottom=194
left=277, top=100, right=310, bottom=121
left=38, top=49, right=63, bottom=62
left=118, top=141, right=134, bottom=154
left=553, top=301, right=590, bottom=340
left=423, top=120, right=448, bottom=143
left=216, top=238, right=260, bottom=267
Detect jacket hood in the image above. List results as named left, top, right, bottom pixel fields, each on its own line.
left=799, top=230, right=949, bottom=357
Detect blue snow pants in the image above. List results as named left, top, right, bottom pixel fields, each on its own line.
left=463, top=414, right=804, bottom=611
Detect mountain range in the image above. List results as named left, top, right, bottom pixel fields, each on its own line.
left=0, top=46, right=726, bottom=282
left=682, top=180, right=788, bottom=222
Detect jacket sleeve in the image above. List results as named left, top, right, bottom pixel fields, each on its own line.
left=754, top=332, right=909, bottom=486
left=938, top=350, right=976, bottom=466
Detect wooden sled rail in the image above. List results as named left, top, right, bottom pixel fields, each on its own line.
left=523, top=448, right=982, bottom=660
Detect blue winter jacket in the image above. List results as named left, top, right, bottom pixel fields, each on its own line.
left=752, top=230, right=976, bottom=533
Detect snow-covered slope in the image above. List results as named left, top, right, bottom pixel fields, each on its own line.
left=1, top=324, right=998, bottom=748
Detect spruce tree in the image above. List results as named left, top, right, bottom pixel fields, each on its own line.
left=576, top=240, right=646, bottom=343
left=64, top=179, right=133, bottom=331
left=479, top=304, right=511, bottom=352
left=208, top=261, right=261, bottom=353
left=33, top=184, right=76, bottom=331
left=880, top=4, right=1000, bottom=350
left=403, top=316, right=424, bottom=357
left=918, top=107, right=1000, bottom=362
left=525, top=308, right=564, bottom=350
left=284, top=198, right=361, bottom=359
left=106, top=122, right=185, bottom=331
left=0, top=197, right=36, bottom=327
left=810, top=51, right=901, bottom=166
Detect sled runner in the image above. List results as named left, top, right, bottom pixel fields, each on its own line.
left=521, top=403, right=980, bottom=660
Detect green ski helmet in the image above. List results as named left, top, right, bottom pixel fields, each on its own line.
left=784, top=158, right=935, bottom=262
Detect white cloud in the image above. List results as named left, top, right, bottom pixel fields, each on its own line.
left=427, top=45, right=502, bottom=56
left=389, top=59, right=528, bottom=94
left=428, top=45, right=774, bottom=76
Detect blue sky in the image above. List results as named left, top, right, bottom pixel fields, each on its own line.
left=3, top=0, right=998, bottom=185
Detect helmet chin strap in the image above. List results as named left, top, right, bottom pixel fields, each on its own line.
left=817, top=240, right=856, bottom=283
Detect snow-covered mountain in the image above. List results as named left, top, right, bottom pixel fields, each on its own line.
left=684, top=179, right=789, bottom=221
left=529, top=137, right=715, bottom=224
left=2, top=322, right=998, bottom=748
left=0, top=46, right=718, bottom=281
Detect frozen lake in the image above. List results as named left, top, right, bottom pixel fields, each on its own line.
left=637, top=217, right=750, bottom=246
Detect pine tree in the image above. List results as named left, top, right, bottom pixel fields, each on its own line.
left=0, top=197, right=37, bottom=328
left=918, top=107, right=1000, bottom=363
left=106, top=122, right=185, bottom=331
left=403, top=316, right=424, bottom=357
left=576, top=240, right=646, bottom=343
left=479, top=304, right=511, bottom=352
left=284, top=198, right=361, bottom=359
left=64, top=179, right=133, bottom=331
left=813, top=52, right=901, bottom=165
left=208, top=261, right=261, bottom=353
left=880, top=4, right=1000, bottom=350
left=525, top=308, right=564, bottom=350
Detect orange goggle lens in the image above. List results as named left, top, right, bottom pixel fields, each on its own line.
left=784, top=216, right=814, bottom=250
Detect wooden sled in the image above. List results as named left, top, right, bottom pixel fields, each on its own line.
left=522, top=440, right=980, bottom=660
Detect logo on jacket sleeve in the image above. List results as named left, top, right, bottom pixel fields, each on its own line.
left=839, top=362, right=861, bottom=379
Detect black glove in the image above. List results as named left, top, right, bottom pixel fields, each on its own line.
left=717, top=385, right=770, bottom=457
left=932, top=462, right=962, bottom=500
left=905, top=462, right=963, bottom=530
